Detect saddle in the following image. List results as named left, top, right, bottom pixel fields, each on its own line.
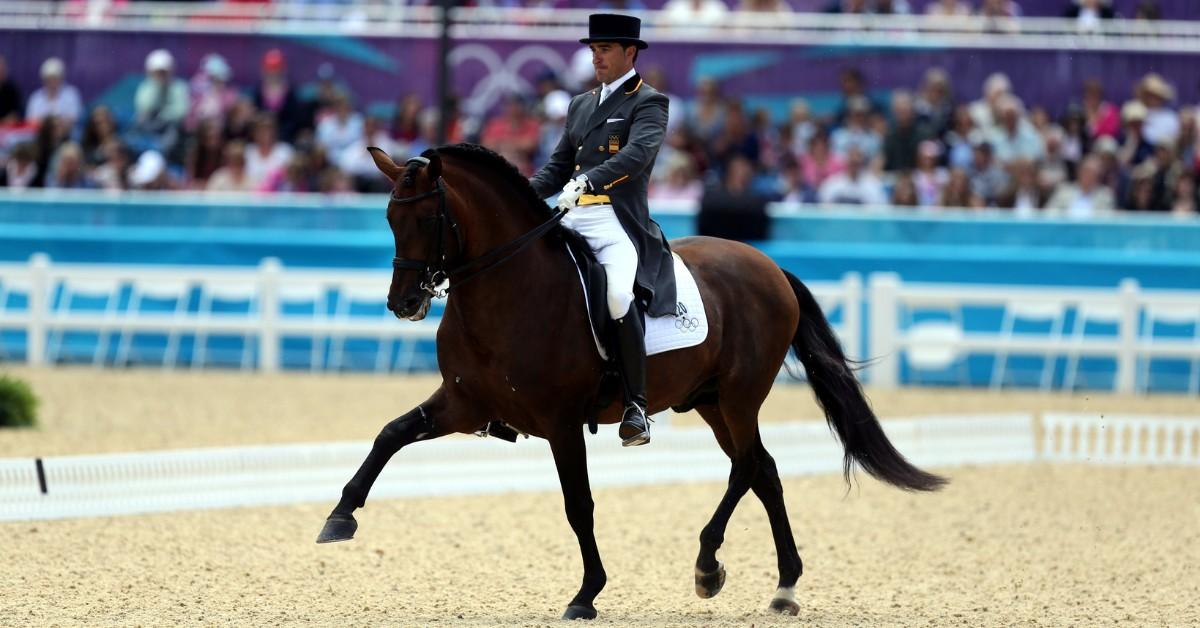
left=480, top=227, right=710, bottom=440
left=561, top=229, right=627, bottom=434
left=561, top=229, right=620, bottom=359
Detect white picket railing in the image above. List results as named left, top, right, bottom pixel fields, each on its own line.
left=3, top=255, right=1198, bottom=392
left=866, top=273, right=1200, bottom=393
left=1040, top=413, right=1200, bottom=465
left=0, top=255, right=861, bottom=373
left=0, top=254, right=438, bottom=371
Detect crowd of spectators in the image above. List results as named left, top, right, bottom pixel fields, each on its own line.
left=0, top=38, right=1197, bottom=220
left=0, top=49, right=453, bottom=194
left=658, top=67, right=1200, bottom=220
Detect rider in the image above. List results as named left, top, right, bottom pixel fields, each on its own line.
left=530, top=13, right=676, bottom=447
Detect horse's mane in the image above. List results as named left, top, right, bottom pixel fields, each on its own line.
left=424, top=143, right=594, bottom=275
left=426, top=143, right=555, bottom=220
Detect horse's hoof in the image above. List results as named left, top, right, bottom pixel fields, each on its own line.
left=695, top=562, right=726, bottom=599
left=769, top=597, right=801, bottom=615
left=768, top=586, right=800, bottom=615
left=562, top=604, right=597, bottom=621
left=316, top=513, right=358, bottom=544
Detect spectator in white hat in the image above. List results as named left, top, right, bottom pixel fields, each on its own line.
left=1138, top=73, right=1180, bottom=147
left=128, top=149, right=175, bottom=190
left=134, top=49, right=189, bottom=154
left=1118, top=100, right=1154, bottom=166
left=187, top=53, right=238, bottom=132
left=25, top=57, right=83, bottom=126
left=968, top=72, right=1010, bottom=134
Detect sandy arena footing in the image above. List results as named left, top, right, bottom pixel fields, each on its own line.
left=1, top=368, right=1198, bottom=626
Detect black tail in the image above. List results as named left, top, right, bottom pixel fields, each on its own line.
left=782, top=269, right=947, bottom=492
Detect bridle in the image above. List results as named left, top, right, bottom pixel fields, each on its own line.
left=390, top=156, right=568, bottom=299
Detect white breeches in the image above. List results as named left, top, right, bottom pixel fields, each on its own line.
left=562, top=204, right=639, bottom=319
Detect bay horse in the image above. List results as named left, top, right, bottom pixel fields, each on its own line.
left=317, top=143, right=946, bottom=620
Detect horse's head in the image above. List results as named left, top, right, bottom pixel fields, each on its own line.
left=370, top=146, right=458, bottom=321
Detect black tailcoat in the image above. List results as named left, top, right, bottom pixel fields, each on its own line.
left=531, top=72, right=677, bottom=317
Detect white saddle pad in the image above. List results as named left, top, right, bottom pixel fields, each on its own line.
left=571, top=252, right=709, bottom=359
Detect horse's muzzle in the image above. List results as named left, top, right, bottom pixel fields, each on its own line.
left=389, top=295, right=431, bottom=321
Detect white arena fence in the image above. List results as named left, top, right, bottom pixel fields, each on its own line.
left=0, top=254, right=858, bottom=374
left=1, top=254, right=1198, bottom=393
left=866, top=273, right=1200, bottom=394
left=1, top=413, right=1196, bottom=522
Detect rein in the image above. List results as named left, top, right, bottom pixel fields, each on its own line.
left=391, top=157, right=568, bottom=298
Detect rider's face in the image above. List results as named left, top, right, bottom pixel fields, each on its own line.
left=590, top=43, right=634, bottom=86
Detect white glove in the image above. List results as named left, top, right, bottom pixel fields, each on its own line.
left=556, top=176, right=589, bottom=211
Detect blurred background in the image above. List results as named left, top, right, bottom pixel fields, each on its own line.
left=0, top=0, right=1198, bottom=394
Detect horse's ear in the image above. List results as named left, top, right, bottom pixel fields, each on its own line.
left=426, top=153, right=442, bottom=181
left=367, top=146, right=402, bottom=181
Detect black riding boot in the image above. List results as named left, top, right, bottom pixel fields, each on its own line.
left=614, top=306, right=650, bottom=447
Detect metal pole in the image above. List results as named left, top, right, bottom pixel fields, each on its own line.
left=436, top=0, right=453, bottom=145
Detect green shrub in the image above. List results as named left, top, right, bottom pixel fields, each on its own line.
left=0, top=375, right=38, bottom=428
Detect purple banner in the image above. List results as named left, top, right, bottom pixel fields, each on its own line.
left=1, top=28, right=1197, bottom=126
left=570, top=0, right=1195, bottom=18
left=561, top=1, right=1196, bottom=18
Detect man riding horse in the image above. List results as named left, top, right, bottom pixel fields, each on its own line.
left=530, top=13, right=676, bottom=447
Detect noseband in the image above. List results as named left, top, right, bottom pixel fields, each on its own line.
left=390, top=156, right=568, bottom=299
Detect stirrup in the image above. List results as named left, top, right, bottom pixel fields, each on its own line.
left=619, top=404, right=652, bottom=447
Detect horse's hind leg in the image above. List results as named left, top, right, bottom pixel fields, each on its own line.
left=695, top=405, right=802, bottom=615
left=692, top=403, right=759, bottom=600
left=750, top=434, right=803, bottom=615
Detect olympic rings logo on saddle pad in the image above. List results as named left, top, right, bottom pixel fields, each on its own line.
left=674, top=302, right=700, bottom=333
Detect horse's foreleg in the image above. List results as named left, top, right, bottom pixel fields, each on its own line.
left=750, top=436, right=803, bottom=616
left=316, top=389, right=456, bottom=544
left=549, top=426, right=607, bottom=621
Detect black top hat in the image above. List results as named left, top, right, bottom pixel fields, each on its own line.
left=579, top=13, right=648, bottom=50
